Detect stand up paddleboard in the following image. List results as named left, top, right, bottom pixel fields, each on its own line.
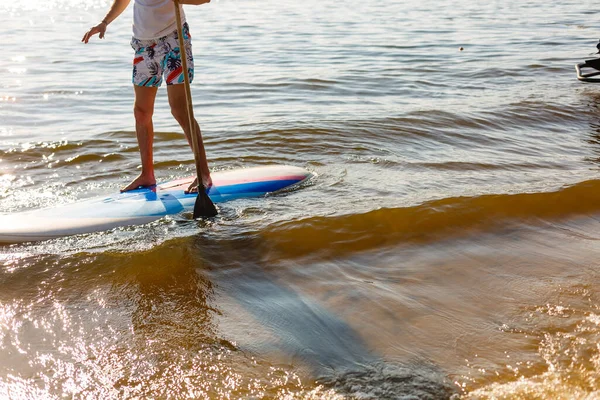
left=0, top=165, right=313, bottom=244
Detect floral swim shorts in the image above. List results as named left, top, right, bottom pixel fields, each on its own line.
left=130, top=22, right=194, bottom=87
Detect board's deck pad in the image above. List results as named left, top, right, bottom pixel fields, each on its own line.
left=0, top=165, right=312, bottom=243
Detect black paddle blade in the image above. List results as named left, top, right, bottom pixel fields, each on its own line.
left=193, top=186, right=218, bottom=218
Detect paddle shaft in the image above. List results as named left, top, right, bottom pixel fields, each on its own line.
left=173, top=1, right=204, bottom=190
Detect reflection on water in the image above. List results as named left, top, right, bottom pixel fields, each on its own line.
left=0, top=243, right=335, bottom=398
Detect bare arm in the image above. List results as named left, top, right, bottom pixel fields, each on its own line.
left=176, top=0, right=210, bottom=5
left=82, top=0, right=131, bottom=43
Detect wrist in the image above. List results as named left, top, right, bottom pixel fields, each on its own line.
left=101, top=19, right=109, bottom=25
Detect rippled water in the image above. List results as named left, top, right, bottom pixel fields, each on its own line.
left=2, top=0, right=600, bottom=398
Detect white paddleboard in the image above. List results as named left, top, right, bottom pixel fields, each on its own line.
left=0, top=165, right=312, bottom=244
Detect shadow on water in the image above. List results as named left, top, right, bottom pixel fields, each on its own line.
left=194, top=235, right=375, bottom=372
left=189, top=231, right=457, bottom=399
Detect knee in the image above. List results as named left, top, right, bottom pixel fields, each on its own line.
left=134, top=105, right=153, bottom=126
left=170, top=107, right=188, bottom=126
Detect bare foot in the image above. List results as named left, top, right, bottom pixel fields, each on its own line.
left=204, top=175, right=213, bottom=189
left=185, top=175, right=213, bottom=194
left=121, top=173, right=156, bottom=192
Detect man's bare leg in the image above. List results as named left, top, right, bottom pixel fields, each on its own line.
left=167, top=83, right=212, bottom=192
left=121, top=85, right=159, bottom=192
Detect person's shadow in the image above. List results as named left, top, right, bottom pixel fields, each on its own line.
left=191, top=233, right=375, bottom=376
left=183, top=230, right=456, bottom=398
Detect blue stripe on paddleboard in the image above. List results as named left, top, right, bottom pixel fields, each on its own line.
left=157, top=193, right=185, bottom=214
left=206, top=179, right=301, bottom=197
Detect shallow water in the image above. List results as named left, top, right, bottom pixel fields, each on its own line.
left=2, top=0, right=600, bottom=398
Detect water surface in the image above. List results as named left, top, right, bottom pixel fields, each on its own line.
left=1, top=0, right=600, bottom=398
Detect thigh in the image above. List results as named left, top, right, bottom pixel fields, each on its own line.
left=134, top=85, right=158, bottom=113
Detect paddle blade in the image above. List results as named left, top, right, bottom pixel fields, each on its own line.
left=193, top=187, right=218, bottom=218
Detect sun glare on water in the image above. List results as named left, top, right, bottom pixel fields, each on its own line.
left=2, top=0, right=109, bottom=11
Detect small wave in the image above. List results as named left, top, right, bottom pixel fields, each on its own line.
left=318, top=363, right=457, bottom=400
left=411, top=160, right=563, bottom=172
left=261, top=179, right=600, bottom=259
left=107, top=130, right=181, bottom=142
left=64, top=153, right=125, bottom=164
left=0, top=139, right=117, bottom=158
